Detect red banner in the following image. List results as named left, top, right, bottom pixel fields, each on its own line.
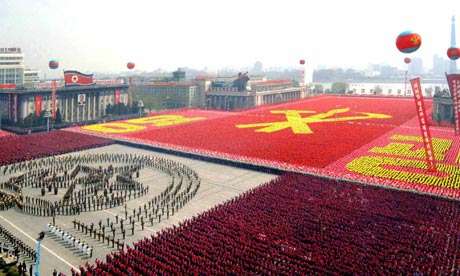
left=446, top=74, right=460, bottom=135
left=0, top=84, right=16, bottom=89
left=410, top=78, right=436, bottom=172
left=64, top=70, right=95, bottom=86
left=51, top=80, right=57, bottom=119
left=34, top=96, right=43, bottom=117
left=114, top=89, right=121, bottom=104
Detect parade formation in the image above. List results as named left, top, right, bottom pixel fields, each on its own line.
left=0, top=152, right=201, bottom=272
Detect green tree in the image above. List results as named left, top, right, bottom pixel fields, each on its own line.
left=313, top=84, right=324, bottom=93
left=374, top=85, right=383, bottom=95
left=331, top=82, right=349, bottom=93
left=54, top=108, right=63, bottom=124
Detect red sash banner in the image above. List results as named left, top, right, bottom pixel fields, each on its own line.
left=410, top=78, right=436, bottom=172
left=446, top=74, right=460, bottom=135
left=51, top=80, right=57, bottom=119
left=114, top=89, right=121, bottom=105
left=34, top=96, right=42, bottom=117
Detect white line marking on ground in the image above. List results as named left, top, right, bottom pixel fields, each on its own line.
left=0, top=215, right=79, bottom=271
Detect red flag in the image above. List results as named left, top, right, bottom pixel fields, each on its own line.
left=35, top=96, right=42, bottom=117
left=446, top=74, right=460, bottom=135
left=64, top=70, right=95, bottom=86
left=410, top=78, right=436, bottom=172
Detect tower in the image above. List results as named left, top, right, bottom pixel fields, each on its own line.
left=450, top=16, right=457, bottom=73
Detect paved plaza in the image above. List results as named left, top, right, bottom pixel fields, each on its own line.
left=0, top=144, right=276, bottom=274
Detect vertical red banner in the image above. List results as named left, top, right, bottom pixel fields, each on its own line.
left=114, top=89, right=121, bottom=104
left=446, top=74, right=460, bottom=135
left=410, top=78, right=436, bottom=172
left=35, top=96, right=42, bottom=117
left=51, top=80, right=57, bottom=119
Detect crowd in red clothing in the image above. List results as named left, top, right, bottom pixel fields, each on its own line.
left=0, top=131, right=113, bottom=166
left=77, top=173, right=460, bottom=275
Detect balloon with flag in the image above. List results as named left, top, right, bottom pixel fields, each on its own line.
left=396, top=31, right=421, bottom=53
left=127, top=62, right=135, bottom=70
left=49, top=60, right=59, bottom=70
left=447, top=47, right=460, bottom=61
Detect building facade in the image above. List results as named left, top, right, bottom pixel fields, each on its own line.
left=0, top=48, right=24, bottom=86
left=0, top=84, right=128, bottom=124
left=134, top=82, right=203, bottom=110
left=206, top=80, right=305, bottom=110
left=23, top=69, right=40, bottom=89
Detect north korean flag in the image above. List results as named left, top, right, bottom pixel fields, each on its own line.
left=64, top=70, right=95, bottom=86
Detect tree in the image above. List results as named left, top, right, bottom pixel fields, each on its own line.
left=313, top=84, right=324, bottom=93
left=331, top=82, right=349, bottom=94
left=374, top=85, right=383, bottom=95
left=54, top=108, right=63, bottom=124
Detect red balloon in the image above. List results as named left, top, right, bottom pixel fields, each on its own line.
left=404, top=57, right=411, bottom=64
left=447, top=47, right=460, bottom=60
left=299, top=59, right=305, bottom=65
left=396, top=31, right=422, bottom=54
left=49, top=60, right=59, bottom=70
left=127, top=62, right=135, bottom=70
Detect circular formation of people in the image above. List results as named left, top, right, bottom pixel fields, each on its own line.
left=0, top=152, right=201, bottom=272
left=0, top=153, right=201, bottom=219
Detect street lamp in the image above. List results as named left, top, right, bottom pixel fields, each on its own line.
left=34, top=231, right=45, bottom=276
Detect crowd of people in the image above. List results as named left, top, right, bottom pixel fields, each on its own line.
left=0, top=192, right=17, bottom=211
left=76, top=173, right=459, bottom=275
left=0, top=131, right=113, bottom=167
left=47, top=223, right=93, bottom=258
left=0, top=151, right=202, bottom=274
left=0, top=153, right=164, bottom=217
left=0, top=223, right=35, bottom=263
left=68, top=153, right=200, bottom=254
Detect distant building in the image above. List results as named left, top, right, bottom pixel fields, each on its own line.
left=0, top=84, right=128, bottom=124
left=0, top=47, right=24, bottom=86
left=449, top=16, right=457, bottom=73
left=23, top=68, right=40, bottom=89
left=206, top=80, right=305, bottom=110
left=135, top=82, right=202, bottom=110
left=172, top=68, right=186, bottom=82
left=252, top=61, right=263, bottom=74
left=432, top=55, right=449, bottom=76
left=408, top=58, right=423, bottom=75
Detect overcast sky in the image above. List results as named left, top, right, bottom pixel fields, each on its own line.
left=1, top=0, right=458, bottom=76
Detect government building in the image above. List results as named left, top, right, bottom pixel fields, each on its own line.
left=0, top=83, right=129, bottom=124
left=206, top=79, right=307, bottom=110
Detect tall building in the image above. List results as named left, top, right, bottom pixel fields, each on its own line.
left=408, top=57, right=423, bottom=75
left=24, top=68, right=40, bottom=89
left=432, top=55, right=449, bottom=76
left=449, top=16, right=457, bottom=73
left=253, top=61, right=263, bottom=74
left=0, top=47, right=24, bottom=86
left=172, top=68, right=186, bottom=82
left=135, top=82, right=202, bottom=110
